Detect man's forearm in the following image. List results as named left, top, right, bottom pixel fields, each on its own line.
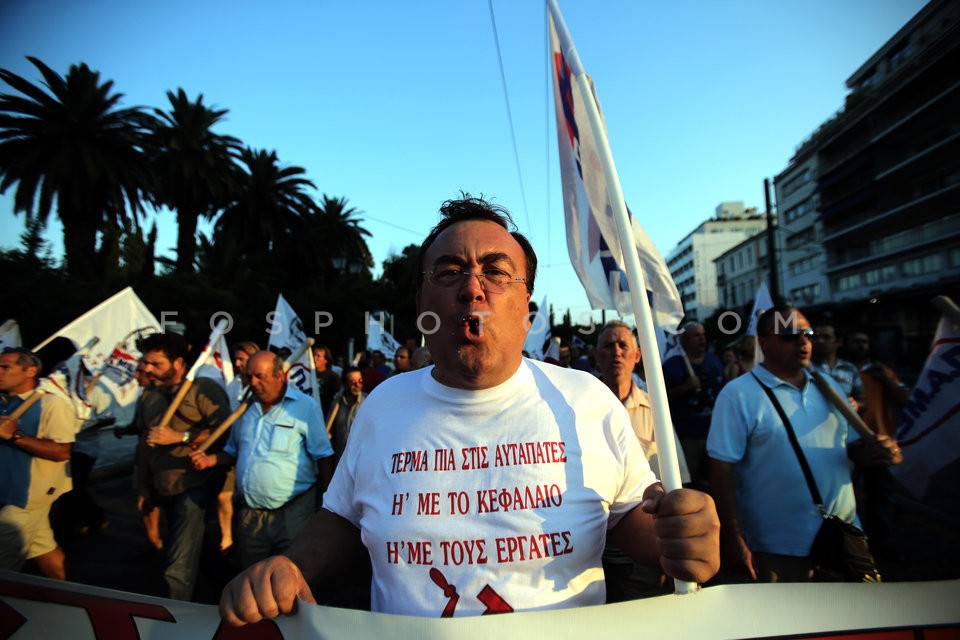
left=316, top=457, right=334, bottom=490
left=708, top=458, right=744, bottom=544
left=283, top=508, right=367, bottom=584
left=6, top=435, right=71, bottom=462
left=607, top=504, right=660, bottom=567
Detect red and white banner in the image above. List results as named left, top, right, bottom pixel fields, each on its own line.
left=2, top=571, right=958, bottom=639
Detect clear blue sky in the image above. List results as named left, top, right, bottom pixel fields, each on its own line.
left=0, top=0, right=927, bottom=318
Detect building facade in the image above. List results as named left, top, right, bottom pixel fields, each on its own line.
left=771, top=0, right=960, bottom=368
left=775, top=150, right=830, bottom=308
left=666, top=201, right=767, bottom=320
left=715, top=227, right=783, bottom=317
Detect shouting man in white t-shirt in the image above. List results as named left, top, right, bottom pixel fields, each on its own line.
left=219, top=195, right=719, bottom=623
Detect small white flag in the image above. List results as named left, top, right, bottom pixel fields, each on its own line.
left=0, top=319, right=22, bottom=351
left=267, top=294, right=320, bottom=405
left=366, top=315, right=402, bottom=360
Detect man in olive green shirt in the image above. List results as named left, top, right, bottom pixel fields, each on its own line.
left=135, top=332, right=230, bottom=600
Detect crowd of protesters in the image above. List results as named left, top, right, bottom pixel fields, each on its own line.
left=0, top=306, right=937, bottom=604
left=1, top=196, right=951, bottom=621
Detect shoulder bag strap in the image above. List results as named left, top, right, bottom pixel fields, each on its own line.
left=750, top=372, right=827, bottom=517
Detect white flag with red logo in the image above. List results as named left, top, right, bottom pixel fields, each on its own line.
left=267, top=293, right=320, bottom=406
left=33, top=288, right=159, bottom=428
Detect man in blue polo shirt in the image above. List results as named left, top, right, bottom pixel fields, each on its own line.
left=191, top=350, right=334, bottom=568
left=707, top=306, right=901, bottom=583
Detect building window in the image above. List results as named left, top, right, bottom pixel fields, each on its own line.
left=923, top=254, right=942, bottom=272
left=784, top=198, right=815, bottom=224
left=781, top=168, right=812, bottom=198
left=791, top=283, right=821, bottom=302
left=903, top=253, right=945, bottom=277
left=837, top=274, right=862, bottom=291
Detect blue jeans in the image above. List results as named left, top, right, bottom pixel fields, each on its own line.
left=156, top=480, right=215, bottom=600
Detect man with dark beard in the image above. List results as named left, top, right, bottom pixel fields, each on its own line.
left=136, top=331, right=231, bottom=600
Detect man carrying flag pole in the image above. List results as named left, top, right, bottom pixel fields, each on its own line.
left=547, top=0, right=697, bottom=593
left=136, top=329, right=232, bottom=601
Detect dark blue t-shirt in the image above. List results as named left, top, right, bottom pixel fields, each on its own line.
left=663, top=353, right=725, bottom=439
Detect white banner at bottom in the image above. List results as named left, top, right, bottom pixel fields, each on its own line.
left=2, top=571, right=958, bottom=639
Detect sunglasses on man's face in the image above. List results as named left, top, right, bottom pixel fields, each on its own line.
left=774, top=328, right=815, bottom=342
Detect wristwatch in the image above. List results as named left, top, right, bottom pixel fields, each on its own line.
left=181, top=431, right=191, bottom=445
left=11, top=430, right=26, bottom=442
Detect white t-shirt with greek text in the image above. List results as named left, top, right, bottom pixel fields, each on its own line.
left=322, top=358, right=656, bottom=616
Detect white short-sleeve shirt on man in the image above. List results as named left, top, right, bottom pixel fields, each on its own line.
left=323, top=359, right=656, bottom=617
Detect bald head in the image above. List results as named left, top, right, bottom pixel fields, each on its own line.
left=247, top=351, right=286, bottom=405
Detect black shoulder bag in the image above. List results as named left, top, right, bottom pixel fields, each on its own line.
left=751, top=373, right=881, bottom=583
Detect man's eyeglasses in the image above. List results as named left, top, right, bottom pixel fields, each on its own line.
left=423, top=268, right=526, bottom=294
left=774, top=328, right=815, bottom=342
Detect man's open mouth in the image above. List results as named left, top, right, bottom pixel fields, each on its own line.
left=460, top=314, right=484, bottom=339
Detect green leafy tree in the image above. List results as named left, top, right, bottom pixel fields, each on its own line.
left=0, top=57, right=155, bottom=278
left=148, top=89, right=241, bottom=273
left=376, top=244, right=420, bottom=341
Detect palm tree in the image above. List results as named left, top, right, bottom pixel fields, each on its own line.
left=0, top=57, right=155, bottom=277
left=213, top=148, right=319, bottom=259
left=148, top=89, right=241, bottom=273
left=311, top=194, right=373, bottom=282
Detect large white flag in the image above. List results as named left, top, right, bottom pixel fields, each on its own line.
left=0, top=319, right=22, bottom=351
left=267, top=294, right=320, bottom=405
left=32, top=288, right=159, bottom=427
left=548, top=10, right=682, bottom=335
left=891, top=314, right=960, bottom=499
left=366, top=315, right=402, bottom=360
left=33, top=287, right=160, bottom=373
left=547, top=6, right=690, bottom=588
left=523, top=297, right=551, bottom=360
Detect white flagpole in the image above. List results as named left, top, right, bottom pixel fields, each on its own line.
left=548, top=0, right=695, bottom=593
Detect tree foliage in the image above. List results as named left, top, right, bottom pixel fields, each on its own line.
left=0, top=58, right=443, bottom=359
left=0, top=57, right=155, bottom=278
